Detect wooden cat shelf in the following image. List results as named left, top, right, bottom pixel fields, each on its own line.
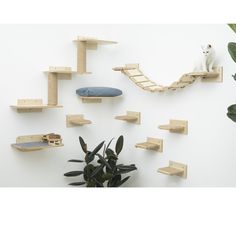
left=73, top=36, right=117, bottom=74
left=66, top=114, right=92, bottom=127
left=44, top=66, right=77, bottom=80
left=113, top=64, right=223, bottom=92
left=159, top=119, right=188, bottom=134
left=11, top=99, right=62, bottom=113
left=80, top=96, right=122, bottom=103
left=115, top=111, right=141, bottom=124
left=11, top=133, right=64, bottom=152
left=158, top=161, right=187, bottom=179
left=135, top=137, right=163, bottom=152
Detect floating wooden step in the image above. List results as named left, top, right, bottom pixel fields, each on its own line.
left=11, top=134, right=64, bottom=152
left=135, top=137, right=163, bottom=152
left=74, top=36, right=117, bottom=74
left=44, top=67, right=77, bottom=80
left=10, top=99, right=62, bottom=113
left=158, top=161, right=187, bottom=178
left=188, top=66, right=223, bottom=82
left=115, top=111, right=141, bottom=124
left=66, top=114, right=92, bottom=127
left=159, top=120, right=188, bottom=134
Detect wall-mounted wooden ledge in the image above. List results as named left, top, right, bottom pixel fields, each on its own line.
left=10, top=99, right=62, bottom=113
left=66, top=114, right=92, bottom=127
left=73, top=37, right=117, bottom=45
left=159, top=120, right=188, bottom=134
left=115, top=111, right=141, bottom=124
left=135, top=137, right=163, bottom=152
left=11, top=134, right=64, bottom=152
left=188, top=66, right=223, bottom=82
left=80, top=96, right=122, bottom=103
left=158, top=161, right=187, bottom=178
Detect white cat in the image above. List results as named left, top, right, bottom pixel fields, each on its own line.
left=200, top=44, right=215, bottom=72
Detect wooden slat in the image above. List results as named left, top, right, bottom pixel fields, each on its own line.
left=158, top=167, right=183, bottom=175
left=130, top=76, right=149, bottom=83
left=124, top=69, right=143, bottom=77
left=138, top=81, right=156, bottom=88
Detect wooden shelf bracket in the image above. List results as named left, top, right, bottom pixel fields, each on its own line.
left=66, top=114, right=92, bottom=127
left=159, top=120, right=188, bottom=135
left=115, top=111, right=141, bottom=124
left=135, top=137, right=163, bottom=152
left=158, top=161, right=187, bottom=178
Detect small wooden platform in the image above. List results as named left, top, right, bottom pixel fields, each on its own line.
left=11, top=134, right=64, bottom=152
left=11, top=99, right=63, bottom=113
left=158, top=161, right=187, bottom=178
left=115, top=111, right=141, bottom=124
left=159, top=120, right=188, bottom=134
left=66, top=114, right=92, bottom=127
left=135, top=137, right=163, bottom=152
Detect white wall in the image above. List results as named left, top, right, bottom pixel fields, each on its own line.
left=0, top=24, right=236, bottom=187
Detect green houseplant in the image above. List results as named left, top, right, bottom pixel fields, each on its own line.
left=64, top=135, right=137, bottom=187
left=227, top=24, right=236, bottom=122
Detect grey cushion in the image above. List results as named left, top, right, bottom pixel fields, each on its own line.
left=76, top=87, right=123, bottom=97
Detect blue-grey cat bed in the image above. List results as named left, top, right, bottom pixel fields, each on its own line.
left=76, top=87, right=123, bottom=97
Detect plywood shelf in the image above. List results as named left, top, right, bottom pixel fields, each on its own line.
left=66, top=114, right=92, bottom=127
left=80, top=96, right=122, bottom=103
left=135, top=137, right=163, bottom=152
left=10, top=99, right=63, bottom=113
left=159, top=120, right=188, bottom=134
left=74, top=36, right=117, bottom=74
left=115, top=111, right=141, bottom=124
left=11, top=134, right=64, bottom=152
left=158, top=161, right=187, bottom=178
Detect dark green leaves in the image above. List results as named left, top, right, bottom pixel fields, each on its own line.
left=228, top=42, right=236, bottom=63
left=227, top=104, right=236, bottom=122
left=68, top=159, right=84, bottom=163
left=79, top=136, right=87, bottom=153
left=228, top=24, right=236, bottom=33
left=64, top=171, right=84, bottom=177
left=65, top=135, right=137, bottom=187
left=69, top=182, right=86, bottom=186
left=115, top=135, right=124, bottom=156
left=232, top=73, right=236, bottom=81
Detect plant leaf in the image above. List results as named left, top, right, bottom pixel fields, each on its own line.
left=102, top=173, right=113, bottom=181
left=85, top=141, right=105, bottom=164
left=79, top=136, right=87, bottom=153
left=64, top=171, right=84, bottom=177
left=227, top=112, right=236, bottom=122
left=115, top=168, right=137, bottom=175
left=228, top=42, right=236, bottom=63
left=90, top=164, right=105, bottom=178
left=115, top=135, right=124, bottom=155
left=228, top=24, right=236, bottom=33
left=87, top=181, right=96, bottom=187
left=68, top=159, right=84, bottom=163
left=116, top=176, right=130, bottom=187
left=96, top=154, right=112, bottom=170
left=85, top=152, right=95, bottom=164
left=69, top=182, right=86, bottom=186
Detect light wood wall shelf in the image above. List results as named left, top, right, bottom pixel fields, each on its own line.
left=135, top=137, right=163, bottom=152
left=11, top=134, right=64, bottom=152
left=66, top=114, right=92, bottom=127
left=74, top=36, right=117, bottom=74
left=113, top=64, right=223, bottom=92
left=159, top=120, right=188, bottom=135
left=44, top=66, right=76, bottom=80
left=10, top=99, right=62, bottom=113
left=115, top=111, right=141, bottom=124
left=158, top=161, right=187, bottom=178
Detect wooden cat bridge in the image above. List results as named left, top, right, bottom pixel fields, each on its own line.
left=113, top=64, right=223, bottom=92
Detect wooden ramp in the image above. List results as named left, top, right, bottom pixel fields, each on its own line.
left=113, top=64, right=220, bottom=92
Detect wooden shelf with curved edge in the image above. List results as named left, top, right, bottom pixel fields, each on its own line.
left=158, top=161, right=187, bottom=179
left=66, top=114, right=92, bottom=127
left=115, top=111, right=141, bottom=124
left=159, top=119, right=188, bottom=135
left=80, top=95, right=122, bottom=103
left=73, top=36, right=117, bottom=74
left=10, top=99, right=63, bottom=113
left=11, top=134, right=64, bottom=152
left=112, top=64, right=223, bottom=92
left=135, top=137, right=163, bottom=152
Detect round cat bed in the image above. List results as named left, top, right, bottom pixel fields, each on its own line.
left=76, top=87, right=123, bottom=97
